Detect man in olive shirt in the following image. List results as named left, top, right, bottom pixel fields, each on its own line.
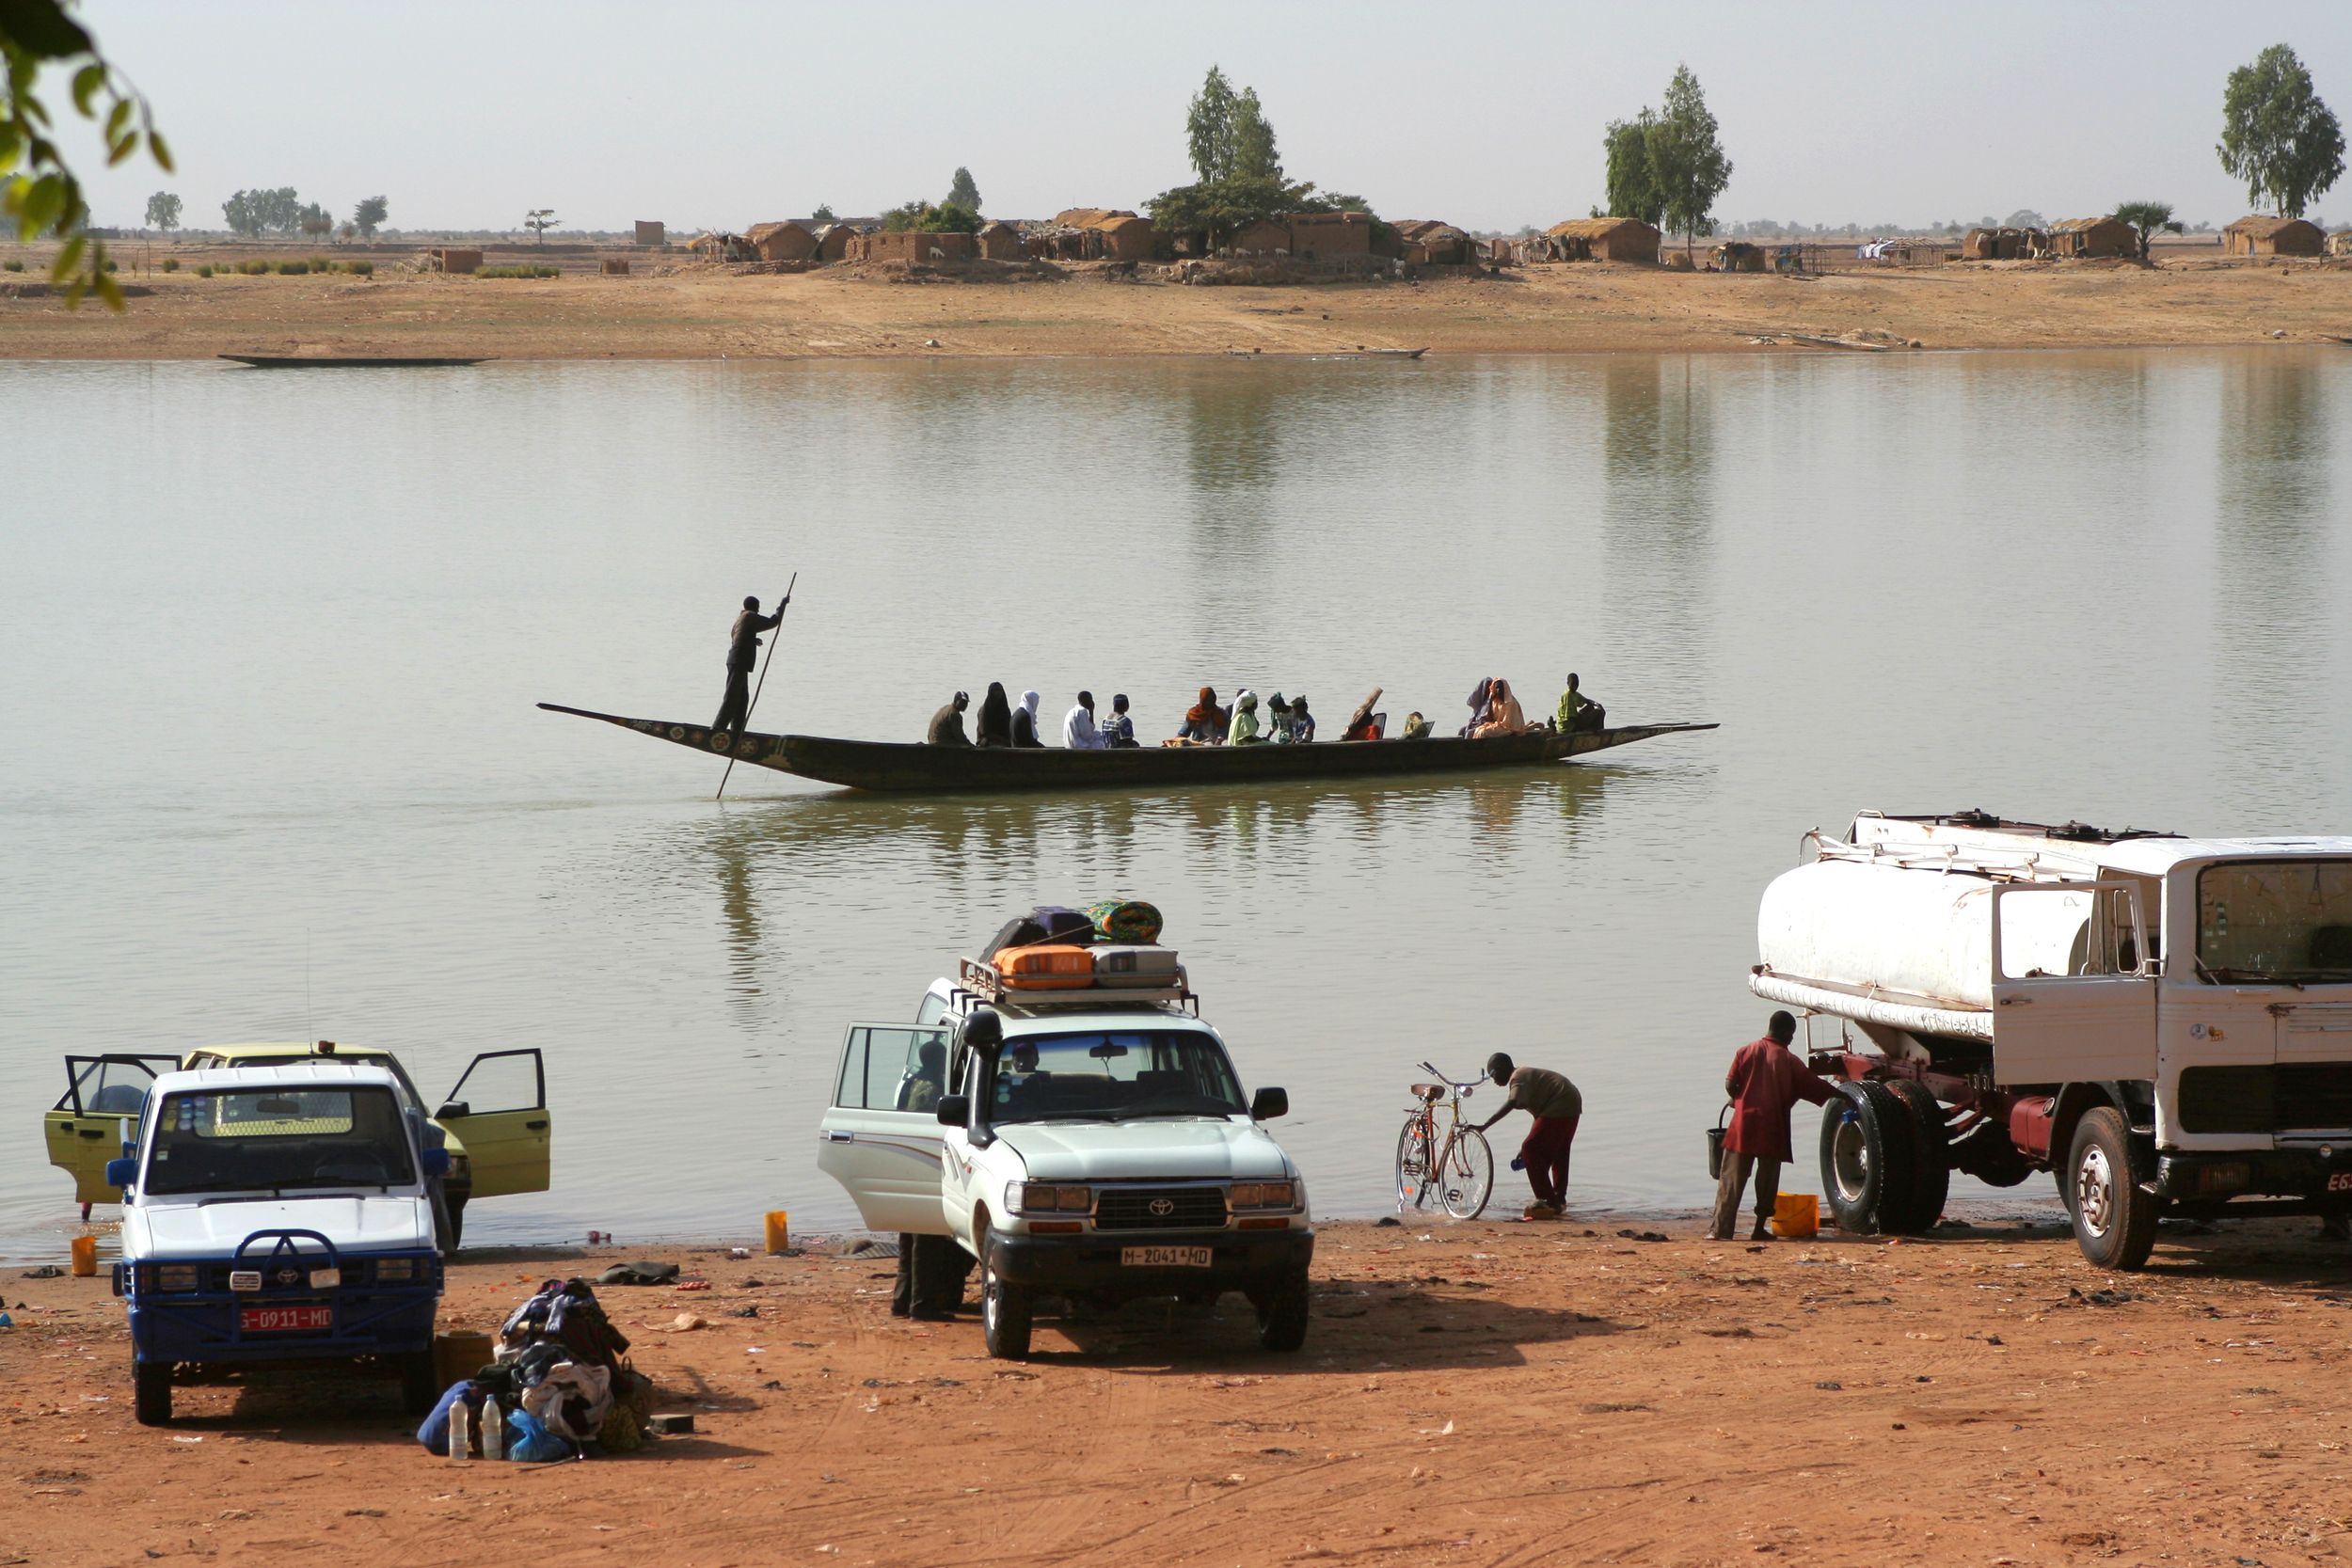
left=1476, top=1053, right=1583, bottom=1220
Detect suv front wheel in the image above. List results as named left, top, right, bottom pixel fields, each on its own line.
left=1250, top=1265, right=1310, bottom=1353
left=980, top=1238, right=1033, bottom=1360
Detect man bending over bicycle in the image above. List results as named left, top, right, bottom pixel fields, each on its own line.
left=1475, top=1053, right=1582, bottom=1221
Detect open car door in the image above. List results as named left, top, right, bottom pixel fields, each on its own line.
left=817, top=1024, right=953, bottom=1234
left=436, top=1049, right=550, bottom=1199
left=44, top=1055, right=180, bottom=1205
left=1989, top=882, right=2158, bottom=1085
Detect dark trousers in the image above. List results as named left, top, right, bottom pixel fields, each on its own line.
left=1709, top=1152, right=1783, bottom=1239
left=1520, top=1115, right=1579, bottom=1207
left=714, top=668, right=753, bottom=734
left=893, top=1234, right=975, bottom=1317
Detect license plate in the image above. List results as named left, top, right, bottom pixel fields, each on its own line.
left=240, top=1305, right=331, bottom=1333
left=2329, top=1172, right=2352, bottom=1193
left=1121, top=1246, right=1214, bottom=1268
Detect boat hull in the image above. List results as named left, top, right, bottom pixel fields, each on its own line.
left=538, top=704, right=1715, bottom=794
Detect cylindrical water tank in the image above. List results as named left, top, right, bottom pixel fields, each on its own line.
left=1757, top=859, right=2089, bottom=1011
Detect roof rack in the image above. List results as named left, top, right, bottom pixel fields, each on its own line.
left=954, top=957, right=1199, bottom=1014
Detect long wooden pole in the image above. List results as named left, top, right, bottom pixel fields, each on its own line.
left=717, top=571, right=796, bottom=801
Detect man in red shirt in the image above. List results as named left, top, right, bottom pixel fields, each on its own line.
left=1709, top=1011, right=1836, bottom=1241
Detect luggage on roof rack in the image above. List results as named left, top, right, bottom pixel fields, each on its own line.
left=956, top=953, right=1196, bottom=1010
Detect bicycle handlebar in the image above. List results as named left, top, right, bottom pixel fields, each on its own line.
left=1417, top=1061, right=1480, bottom=1094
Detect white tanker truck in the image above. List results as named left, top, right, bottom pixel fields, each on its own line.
left=1751, top=811, right=2352, bottom=1269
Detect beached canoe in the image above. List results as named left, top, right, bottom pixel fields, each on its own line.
left=538, top=702, right=1716, bottom=794
left=218, top=354, right=489, bottom=369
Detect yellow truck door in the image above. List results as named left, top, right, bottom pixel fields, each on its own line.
left=436, top=1049, right=550, bottom=1200
left=43, top=1055, right=180, bottom=1206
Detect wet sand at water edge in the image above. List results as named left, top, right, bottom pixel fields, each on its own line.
left=2, top=254, right=2349, bottom=360
left=8, top=1215, right=2352, bottom=1567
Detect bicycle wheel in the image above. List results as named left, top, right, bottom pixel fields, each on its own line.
left=1438, top=1128, right=1494, bottom=1219
left=1395, top=1115, right=1435, bottom=1211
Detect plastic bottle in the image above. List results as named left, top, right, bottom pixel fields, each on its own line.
left=448, top=1399, right=473, bottom=1463
left=481, top=1397, right=505, bottom=1461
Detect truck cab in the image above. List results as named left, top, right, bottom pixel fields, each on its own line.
left=43, top=1040, right=550, bottom=1251
left=818, top=948, right=1312, bottom=1358
left=1752, top=811, right=2352, bottom=1268
left=110, top=1061, right=448, bottom=1425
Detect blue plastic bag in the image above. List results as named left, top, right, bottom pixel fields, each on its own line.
left=504, top=1407, right=575, bottom=1463
left=416, top=1379, right=474, bottom=1455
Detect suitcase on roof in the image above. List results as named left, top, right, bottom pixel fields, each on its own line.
left=993, top=943, right=1094, bottom=990
left=1091, top=945, right=1182, bottom=988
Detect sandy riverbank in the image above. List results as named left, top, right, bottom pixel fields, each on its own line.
left=2, top=254, right=2348, bottom=361
left=8, top=1214, right=2352, bottom=1566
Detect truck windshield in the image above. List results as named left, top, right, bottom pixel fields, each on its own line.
left=991, top=1031, right=1248, bottom=1123
left=2197, top=862, right=2352, bottom=982
left=142, top=1085, right=417, bottom=1196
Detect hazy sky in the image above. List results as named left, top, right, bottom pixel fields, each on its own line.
left=56, top=1, right=2352, bottom=234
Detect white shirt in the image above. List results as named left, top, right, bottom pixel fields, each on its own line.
left=1063, top=705, right=1104, bottom=749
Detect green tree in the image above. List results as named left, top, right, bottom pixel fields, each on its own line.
left=144, top=190, right=180, bottom=231
left=1647, top=64, right=1732, bottom=253
left=810, top=202, right=836, bottom=224
left=298, top=201, right=333, bottom=241
left=1232, top=87, right=1280, bottom=182
left=2112, top=200, right=2184, bottom=261
left=524, top=208, right=557, bottom=243
left=945, top=166, right=980, bottom=214
left=1600, top=111, right=1662, bottom=226
left=1185, top=65, right=1239, bottom=183
left=882, top=198, right=980, bottom=234
left=2217, top=43, right=2344, bottom=217
left=352, top=195, right=387, bottom=239
left=2, top=0, right=171, bottom=309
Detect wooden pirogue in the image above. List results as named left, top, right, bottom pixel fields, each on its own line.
left=538, top=702, right=1717, bottom=794
left=217, top=354, right=489, bottom=369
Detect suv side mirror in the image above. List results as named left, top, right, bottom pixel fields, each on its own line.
left=935, top=1095, right=970, bottom=1127
left=1250, top=1086, right=1289, bottom=1121
left=421, top=1148, right=452, bottom=1179
left=105, top=1157, right=137, bottom=1189
left=436, top=1102, right=469, bottom=1119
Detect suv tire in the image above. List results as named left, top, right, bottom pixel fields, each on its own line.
left=133, top=1357, right=173, bottom=1426
left=1252, top=1266, right=1310, bottom=1353
left=980, top=1240, right=1033, bottom=1360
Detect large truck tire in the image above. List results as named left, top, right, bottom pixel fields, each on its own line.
left=133, top=1357, right=173, bottom=1427
left=1819, top=1083, right=1917, bottom=1235
left=2067, top=1107, right=2158, bottom=1271
left=1883, top=1080, right=1951, bottom=1234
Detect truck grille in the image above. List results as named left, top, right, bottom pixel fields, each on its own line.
left=1094, top=1187, right=1227, bottom=1230
left=2179, top=1064, right=2352, bottom=1133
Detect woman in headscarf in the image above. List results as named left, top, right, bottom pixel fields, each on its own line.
left=1177, top=686, right=1227, bottom=744
left=1265, top=694, right=1295, bottom=744
left=1471, top=678, right=1530, bottom=738
left=1010, top=689, right=1045, bottom=748
left=975, top=682, right=1012, bottom=747
left=1228, top=689, right=1263, bottom=746
left=1341, top=688, right=1385, bottom=742
left=1289, top=694, right=1315, bottom=743
left=1459, top=676, right=1496, bottom=737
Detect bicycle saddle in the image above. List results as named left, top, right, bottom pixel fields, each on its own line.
left=1410, top=1083, right=1445, bottom=1102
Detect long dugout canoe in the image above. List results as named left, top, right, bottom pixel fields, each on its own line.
left=538, top=703, right=1717, bottom=794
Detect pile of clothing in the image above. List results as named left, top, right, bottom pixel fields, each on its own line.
left=418, top=1276, right=654, bottom=1461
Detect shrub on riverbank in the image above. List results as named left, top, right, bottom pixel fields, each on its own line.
left=479, top=263, right=561, bottom=279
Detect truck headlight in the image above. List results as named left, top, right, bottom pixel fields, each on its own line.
left=151, top=1264, right=199, bottom=1291
left=1230, top=1181, right=1298, bottom=1211
left=376, top=1257, right=415, bottom=1281
left=1007, top=1182, right=1091, bottom=1214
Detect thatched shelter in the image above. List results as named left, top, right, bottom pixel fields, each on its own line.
left=975, top=221, right=1025, bottom=261
left=1711, top=240, right=1766, bottom=272
left=2048, top=216, right=2136, bottom=259
left=746, top=220, right=819, bottom=263
left=1542, top=217, right=1661, bottom=264
left=686, top=231, right=751, bottom=261
left=2225, top=215, right=2325, bottom=257
left=1394, top=219, right=1471, bottom=265
left=2330, top=230, right=2352, bottom=257
left=816, top=223, right=857, bottom=262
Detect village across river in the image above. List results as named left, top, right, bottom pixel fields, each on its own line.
left=2, top=348, right=2347, bottom=1259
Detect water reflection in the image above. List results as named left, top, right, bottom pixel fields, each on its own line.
left=1597, top=358, right=1716, bottom=693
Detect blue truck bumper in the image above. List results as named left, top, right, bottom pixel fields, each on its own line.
left=119, top=1233, right=442, bottom=1366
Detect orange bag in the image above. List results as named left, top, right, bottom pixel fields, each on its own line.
left=993, top=943, right=1094, bottom=990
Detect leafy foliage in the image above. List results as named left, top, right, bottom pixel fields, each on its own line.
left=882, top=198, right=980, bottom=233
left=222, top=187, right=301, bottom=237
left=480, top=262, right=561, bottom=278
left=810, top=202, right=836, bottom=224
left=524, top=208, right=558, bottom=243
left=1185, top=65, right=1239, bottom=183
left=1649, top=65, right=1732, bottom=246
left=144, top=189, right=179, bottom=231
left=2112, top=200, right=2184, bottom=260
left=1152, top=68, right=1368, bottom=246
left=2004, top=208, right=2046, bottom=230
left=945, top=166, right=981, bottom=214
left=1, top=0, right=171, bottom=309
left=1232, top=88, right=1280, bottom=182
left=2217, top=44, right=2344, bottom=218
left=1600, top=112, right=1663, bottom=228
left=353, top=194, right=388, bottom=238
left=298, top=202, right=333, bottom=240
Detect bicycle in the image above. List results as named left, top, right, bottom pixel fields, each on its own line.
left=1395, top=1061, right=1495, bottom=1219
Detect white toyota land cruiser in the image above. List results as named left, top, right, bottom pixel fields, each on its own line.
left=818, top=933, right=1312, bottom=1359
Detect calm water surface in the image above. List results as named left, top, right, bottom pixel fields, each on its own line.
left=3, top=350, right=2347, bottom=1259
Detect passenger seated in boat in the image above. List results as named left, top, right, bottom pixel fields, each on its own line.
left=1400, top=711, right=1433, bottom=739
left=1558, top=673, right=1605, bottom=735
left=975, top=682, right=1013, bottom=747
left=1099, top=694, right=1137, bottom=749
left=1459, top=676, right=1498, bottom=737
left=1266, top=694, right=1295, bottom=744
left=927, top=690, right=972, bottom=746
left=1289, top=694, right=1315, bottom=743
left=1175, top=687, right=1228, bottom=744
left=1471, top=679, right=1533, bottom=738
left=1063, top=690, right=1104, bottom=750
left=1342, top=689, right=1386, bottom=741
left=1010, top=690, right=1046, bottom=749
left=1228, top=690, right=1264, bottom=745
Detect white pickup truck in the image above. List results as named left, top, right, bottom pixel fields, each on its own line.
left=110, top=1061, right=448, bottom=1424
left=818, top=951, right=1313, bottom=1358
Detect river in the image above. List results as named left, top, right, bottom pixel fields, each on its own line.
left=2, top=348, right=2346, bottom=1259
